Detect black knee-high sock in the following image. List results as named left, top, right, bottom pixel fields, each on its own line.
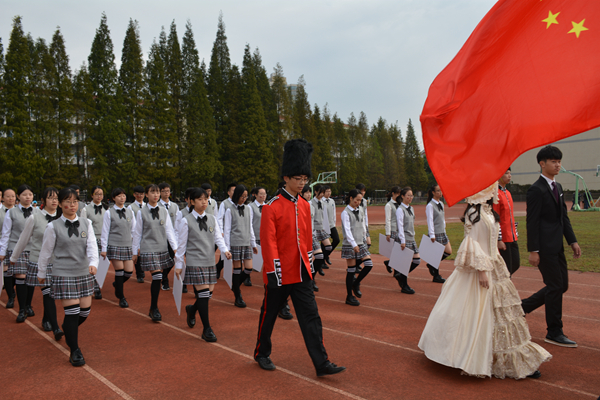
left=78, top=306, right=91, bottom=326
left=427, top=264, right=439, bottom=277
left=323, top=245, right=333, bottom=261
left=42, top=286, right=59, bottom=331
left=15, top=278, right=27, bottom=310
left=195, top=288, right=211, bottom=329
left=314, top=253, right=324, bottom=274
left=354, top=259, right=373, bottom=285
left=243, top=268, right=252, bottom=286
left=150, top=272, right=162, bottom=309
left=123, top=271, right=132, bottom=283
left=232, top=269, right=241, bottom=296
left=63, top=304, right=80, bottom=352
left=442, top=252, right=450, bottom=261
left=94, top=278, right=100, bottom=291
left=4, top=273, right=15, bottom=299
left=345, top=266, right=356, bottom=296
left=162, top=266, right=172, bottom=285
left=114, top=269, right=124, bottom=299
left=410, top=258, right=421, bottom=273
left=26, top=284, right=35, bottom=307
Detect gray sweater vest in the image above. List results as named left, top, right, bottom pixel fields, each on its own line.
left=108, top=207, right=134, bottom=247
left=0, top=206, right=5, bottom=233
left=8, top=207, right=30, bottom=251
left=230, top=205, right=251, bottom=247
left=27, top=211, right=51, bottom=262
left=325, top=198, right=335, bottom=228
left=180, top=207, right=190, bottom=219
left=311, top=198, right=326, bottom=230
left=430, top=202, right=446, bottom=234
left=343, top=209, right=365, bottom=246
left=387, top=200, right=399, bottom=233
left=84, top=204, right=105, bottom=239
left=129, top=202, right=144, bottom=214
left=52, top=219, right=90, bottom=277
left=400, top=206, right=415, bottom=241
left=206, top=199, right=217, bottom=216
left=184, top=213, right=217, bottom=266
left=159, top=201, right=178, bottom=228
left=140, top=206, right=168, bottom=253
left=249, top=202, right=262, bottom=240
left=77, top=201, right=86, bottom=217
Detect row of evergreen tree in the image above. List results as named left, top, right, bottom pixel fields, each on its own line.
left=0, top=14, right=430, bottom=198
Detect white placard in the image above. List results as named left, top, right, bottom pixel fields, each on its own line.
left=94, top=257, right=111, bottom=288
left=173, top=269, right=184, bottom=315
left=389, top=243, right=415, bottom=276
left=223, top=256, right=233, bottom=289
left=418, top=234, right=445, bottom=269
left=379, top=233, right=394, bottom=259
left=252, top=245, right=263, bottom=272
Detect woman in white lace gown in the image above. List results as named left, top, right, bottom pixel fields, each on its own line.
left=418, top=184, right=551, bottom=379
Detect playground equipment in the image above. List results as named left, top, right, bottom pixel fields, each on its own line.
left=561, top=166, right=599, bottom=211
left=309, top=171, right=337, bottom=195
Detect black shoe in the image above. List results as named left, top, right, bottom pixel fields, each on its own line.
left=16, top=309, right=27, bottom=323
left=54, top=328, right=64, bottom=341
left=352, top=282, right=362, bottom=298
left=256, top=356, right=276, bottom=371
left=119, top=298, right=129, bottom=308
left=318, top=267, right=325, bottom=276
left=243, top=276, right=252, bottom=286
left=545, top=334, right=577, bottom=348
left=149, top=308, right=162, bottom=322
left=94, top=289, right=102, bottom=299
left=42, top=320, right=53, bottom=332
left=401, top=284, right=416, bottom=295
left=384, top=260, right=392, bottom=274
left=161, top=282, right=170, bottom=291
left=26, top=305, right=35, bottom=317
left=325, top=257, right=332, bottom=266
left=317, top=361, right=346, bottom=377
left=234, top=295, right=247, bottom=308
left=345, top=295, right=360, bottom=306
left=527, top=370, right=541, bottom=379
left=278, top=306, right=293, bottom=320
left=182, top=285, right=188, bottom=293
left=137, top=277, right=145, bottom=283
left=6, top=296, right=15, bottom=309
left=186, top=304, right=196, bottom=328
left=312, top=281, right=319, bottom=292
left=432, top=275, right=446, bottom=284
left=69, top=348, right=85, bottom=367
left=202, top=327, right=217, bottom=342
left=322, top=264, right=329, bottom=269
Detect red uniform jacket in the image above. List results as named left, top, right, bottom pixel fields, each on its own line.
left=493, top=185, right=518, bottom=243
left=260, top=189, right=313, bottom=285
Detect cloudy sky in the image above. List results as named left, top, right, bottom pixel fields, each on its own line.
left=1, top=0, right=497, bottom=144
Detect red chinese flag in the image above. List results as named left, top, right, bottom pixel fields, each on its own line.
left=420, top=0, right=600, bottom=206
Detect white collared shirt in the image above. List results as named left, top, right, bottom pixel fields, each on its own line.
left=132, top=203, right=178, bottom=255
left=396, top=202, right=413, bottom=244
left=426, top=199, right=445, bottom=238
left=223, top=204, right=256, bottom=249
left=341, top=205, right=366, bottom=248
left=100, top=204, right=137, bottom=252
left=174, top=210, right=228, bottom=270
left=0, top=203, right=33, bottom=255
left=10, top=209, right=57, bottom=263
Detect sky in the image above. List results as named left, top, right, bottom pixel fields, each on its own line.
left=1, top=0, right=497, bottom=145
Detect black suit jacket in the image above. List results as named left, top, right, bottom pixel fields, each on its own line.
left=526, top=176, right=577, bottom=255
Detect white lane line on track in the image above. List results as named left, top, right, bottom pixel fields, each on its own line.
left=533, top=380, right=598, bottom=398
left=1, top=300, right=134, bottom=400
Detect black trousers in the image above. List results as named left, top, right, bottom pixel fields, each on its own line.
left=327, top=227, right=340, bottom=252
left=521, top=249, right=569, bottom=336
left=499, top=241, right=520, bottom=276
left=254, top=265, right=329, bottom=370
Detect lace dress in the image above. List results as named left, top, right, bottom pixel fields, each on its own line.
left=418, top=205, right=551, bottom=379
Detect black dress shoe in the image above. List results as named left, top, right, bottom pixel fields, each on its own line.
left=545, top=334, right=577, bottom=348
left=182, top=285, right=188, bottom=293
left=432, top=275, right=446, bottom=284
left=202, top=327, right=217, bottom=342
left=317, top=362, right=346, bottom=377
left=234, top=296, right=247, bottom=308
left=352, top=283, right=362, bottom=298
left=401, top=285, right=415, bottom=295
left=527, top=370, right=541, bottom=379
left=69, top=348, right=85, bottom=367
left=256, top=356, right=276, bottom=371
left=384, top=260, right=393, bottom=274
left=119, top=298, right=129, bottom=308
left=312, top=281, right=319, bottom=292
left=317, top=268, right=325, bottom=276
left=161, top=282, right=170, bottom=291
left=54, top=328, right=64, bottom=341
left=186, top=304, right=196, bottom=328
left=345, top=295, right=360, bottom=306
left=6, top=296, right=15, bottom=308
left=243, top=276, right=252, bottom=286
left=137, top=277, right=145, bottom=283
left=322, top=264, right=329, bottom=269
left=278, top=306, right=293, bottom=320
left=42, top=320, right=53, bottom=332
left=16, top=309, right=27, bottom=323
left=26, top=305, right=35, bottom=317
left=149, top=308, right=162, bottom=322
left=94, top=289, right=102, bottom=299
left=325, top=257, right=332, bottom=266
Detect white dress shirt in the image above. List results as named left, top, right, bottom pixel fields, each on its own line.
left=384, top=199, right=398, bottom=236
left=217, top=198, right=235, bottom=231
left=175, top=210, right=229, bottom=270
left=341, top=205, right=366, bottom=248
left=426, top=199, right=446, bottom=238
left=10, top=209, right=57, bottom=262
left=223, top=206, right=257, bottom=249
left=0, top=204, right=30, bottom=255
left=132, top=203, right=178, bottom=255
left=100, top=205, right=137, bottom=252
left=396, top=203, right=412, bottom=244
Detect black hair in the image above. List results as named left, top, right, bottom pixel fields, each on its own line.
left=91, top=185, right=103, bottom=195
left=17, top=184, right=34, bottom=196
left=313, top=184, right=322, bottom=194
left=111, top=187, right=126, bottom=199
left=399, top=187, right=413, bottom=202
left=301, top=185, right=311, bottom=195
left=42, top=187, right=59, bottom=203
left=226, top=183, right=237, bottom=192
left=355, top=183, right=366, bottom=192
left=345, top=189, right=362, bottom=205
left=3, top=188, right=15, bottom=197
left=184, top=187, right=197, bottom=200
left=145, top=184, right=160, bottom=194
left=58, top=187, right=79, bottom=203
left=386, top=186, right=401, bottom=201
left=232, top=184, right=248, bottom=205
left=158, top=182, right=171, bottom=191
left=461, top=198, right=500, bottom=224
left=69, top=184, right=80, bottom=191
left=321, top=185, right=331, bottom=192
left=250, top=186, right=265, bottom=202
left=507, top=167, right=511, bottom=172
left=201, top=183, right=212, bottom=191
left=536, top=145, right=562, bottom=163
left=427, top=184, right=440, bottom=204
left=133, top=185, right=145, bottom=194
left=0, top=185, right=3, bottom=192
left=189, top=187, right=208, bottom=201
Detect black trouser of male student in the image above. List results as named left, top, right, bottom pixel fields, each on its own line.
left=499, top=241, right=520, bottom=276
left=521, top=249, right=569, bottom=337
left=254, top=265, right=329, bottom=370
left=135, top=255, right=145, bottom=279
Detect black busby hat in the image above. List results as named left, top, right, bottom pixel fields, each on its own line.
left=281, top=139, right=313, bottom=179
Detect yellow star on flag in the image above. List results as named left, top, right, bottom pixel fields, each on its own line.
left=542, top=10, right=560, bottom=29
left=568, top=19, right=589, bottom=38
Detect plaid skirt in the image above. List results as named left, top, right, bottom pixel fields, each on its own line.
left=51, top=274, right=95, bottom=299
left=8, top=250, right=30, bottom=275
left=26, top=262, right=52, bottom=287
left=341, top=243, right=370, bottom=260
left=435, top=233, right=449, bottom=246
left=107, top=245, right=133, bottom=261
left=184, top=265, right=217, bottom=285
left=312, top=236, right=321, bottom=252
left=231, top=246, right=253, bottom=261
left=139, top=251, right=174, bottom=271
left=314, top=229, right=331, bottom=242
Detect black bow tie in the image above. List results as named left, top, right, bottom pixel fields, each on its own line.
left=393, top=202, right=400, bottom=209
left=116, top=208, right=127, bottom=219
left=407, top=206, right=413, bottom=216
left=164, top=203, right=169, bottom=210
left=352, top=209, right=360, bottom=221
left=237, top=205, right=245, bottom=217
left=437, top=203, right=444, bottom=212
left=317, top=201, right=322, bottom=210
left=65, top=220, right=80, bottom=237
left=94, top=204, right=103, bottom=215
left=45, top=214, right=56, bottom=222
left=326, top=199, right=330, bottom=203
left=23, top=207, right=33, bottom=219
left=258, top=205, right=263, bottom=213
left=150, top=207, right=160, bottom=220
left=197, top=215, right=208, bottom=231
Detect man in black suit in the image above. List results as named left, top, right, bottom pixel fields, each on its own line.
left=522, top=145, right=581, bottom=347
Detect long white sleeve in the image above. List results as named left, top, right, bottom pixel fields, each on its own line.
left=249, top=207, right=257, bottom=248
left=341, top=210, right=357, bottom=248
left=223, top=208, right=232, bottom=248
left=217, top=202, right=226, bottom=231
left=37, top=223, right=57, bottom=279
left=10, top=215, right=35, bottom=262
left=174, top=218, right=188, bottom=270
left=0, top=210, right=13, bottom=255
left=396, top=207, right=406, bottom=244
left=322, top=204, right=330, bottom=232
left=132, top=210, right=143, bottom=255
left=80, top=207, right=88, bottom=221
left=100, top=210, right=111, bottom=252
left=384, top=203, right=392, bottom=236
left=213, top=221, right=228, bottom=254
left=426, top=203, right=435, bottom=238
left=130, top=211, right=137, bottom=242
left=86, top=219, right=99, bottom=268
left=165, top=213, right=178, bottom=251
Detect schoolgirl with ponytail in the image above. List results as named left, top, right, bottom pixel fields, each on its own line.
left=425, top=184, right=452, bottom=283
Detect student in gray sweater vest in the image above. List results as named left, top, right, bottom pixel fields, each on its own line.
left=132, top=184, right=178, bottom=322
left=101, top=188, right=136, bottom=308
left=201, top=183, right=217, bottom=216
left=322, top=185, right=338, bottom=267
left=341, top=189, right=374, bottom=306
left=311, top=185, right=332, bottom=277
left=215, top=183, right=237, bottom=279
left=127, top=185, right=146, bottom=282
left=394, top=187, right=421, bottom=294
left=246, top=186, right=267, bottom=287
left=10, top=187, right=63, bottom=339
left=304, top=186, right=323, bottom=292
left=37, top=187, right=99, bottom=367
left=158, top=182, right=181, bottom=291
left=425, top=185, right=452, bottom=283
left=383, top=186, right=401, bottom=273
left=175, top=188, right=231, bottom=341
left=1, top=188, right=17, bottom=308
left=223, top=184, right=258, bottom=308
left=0, top=184, right=37, bottom=322
left=80, top=185, right=106, bottom=299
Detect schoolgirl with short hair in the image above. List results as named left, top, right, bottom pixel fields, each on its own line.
left=80, top=186, right=106, bottom=299
left=69, top=185, right=86, bottom=217
left=383, top=186, right=402, bottom=273
left=157, top=182, right=181, bottom=291
left=201, top=183, right=217, bottom=216
left=132, top=184, right=178, bottom=322
left=304, top=186, right=323, bottom=292
left=37, top=187, right=99, bottom=367
left=394, top=187, right=420, bottom=294
left=127, top=185, right=146, bottom=283
left=311, top=185, right=332, bottom=277
left=215, top=183, right=237, bottom=278
left=425, top=184, right=452, bottom=283
left=2, top=188, right=17, bottom=308
left=245, top=186, right=267, bottom=287
left=354, top=183, right=371, bottom=273
left=100, top=188, right=136, bottom=308
left=322, top=185, right=338, bottom=267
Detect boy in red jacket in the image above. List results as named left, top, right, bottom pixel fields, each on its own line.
left=493, top=168, right=520, bottom=275
left=254, top=139, right=346, bottom=377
